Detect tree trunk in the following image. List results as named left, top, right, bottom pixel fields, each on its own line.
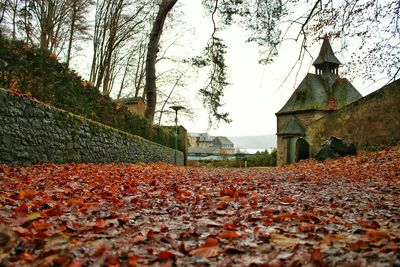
left=11, top=1, right=18, bottom=40
left=144, top=0, right=177, bottom=123
left=66, top=0, right=77, bottom=66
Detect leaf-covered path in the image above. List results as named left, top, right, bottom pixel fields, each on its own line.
left=1, top=146, right=399, bottom=266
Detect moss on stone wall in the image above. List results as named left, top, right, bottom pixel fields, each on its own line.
left=0, top=88, right=184, bottom=166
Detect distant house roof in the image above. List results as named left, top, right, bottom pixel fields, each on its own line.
left=116, top=97, right=144, bottom=105
left=198, top=133, right=213, bottom=142
left=212, top=136, right=234, bottom=146
left=313, top=37, right=341, bottom=66
left=277, top=116, right=305, bottom=135
left=277, top=73, right=362, bottom=114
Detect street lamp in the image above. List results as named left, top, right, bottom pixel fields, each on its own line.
left=170, top=105, right=185, bottom=164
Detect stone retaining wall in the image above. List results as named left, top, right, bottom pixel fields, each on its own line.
left=0, top=88, right=184, bottom=165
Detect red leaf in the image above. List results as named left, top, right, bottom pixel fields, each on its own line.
left=15, top=203, right=29, bottom=212
left=92, top=245, right=106, bottom=257
left=217, top=201, right=228, bottom=209
left=158, top=250, right=174, bottom=260
left=106, top=253, right=119, bottom=266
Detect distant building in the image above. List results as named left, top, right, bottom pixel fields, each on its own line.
left=211, top=136, right=234, bottom=150
left=116, top=97, right=145, bottom=117
left=188, top=133, right=235, bottom=159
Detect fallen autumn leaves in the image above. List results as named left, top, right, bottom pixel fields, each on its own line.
left=0, top=146, right=399, bottom=266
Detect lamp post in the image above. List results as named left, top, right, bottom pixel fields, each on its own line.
left=170, top=105, right=185, bottom=164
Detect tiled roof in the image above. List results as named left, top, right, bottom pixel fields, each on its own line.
left=277, top=73, right=362, bottom=114
left=212, top=136, right=234, bottom=145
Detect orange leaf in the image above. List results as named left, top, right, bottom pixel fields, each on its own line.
left=18, top=190, right=26, bottom=200
left=218, top=230, right=241, bottom=239
left=297, top=223, right=315, bottom=232
left=366, top=229, right=390, bottom=241
left=50, top=53, right=57, bottom=60
left=189, top=246, right=221, bottom=258
left=200, top=237, right=219, bottom=248
left=24, top=189, right=36, bottom=199
left=19, top=251, right=35, bottom=260
left=128, top=255, right=139, bottom=267
left=281, top=197, right=296, bottom=203
left=96, top=218, right=106, bottom=228
left=32, top=220, right=51, bottom=231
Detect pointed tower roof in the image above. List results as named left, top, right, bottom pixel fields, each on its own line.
left=313, top=36, right=341, bottom=66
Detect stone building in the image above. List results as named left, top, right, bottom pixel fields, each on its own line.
left=188, top=133, right=235, bottom=159
left=276, top=37, right=363, bottom=165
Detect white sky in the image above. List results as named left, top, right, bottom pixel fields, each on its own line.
left=174, top=1, right=389, bottom=137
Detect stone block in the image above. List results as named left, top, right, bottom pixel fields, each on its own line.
left=315, top=136, right=356, bottom=161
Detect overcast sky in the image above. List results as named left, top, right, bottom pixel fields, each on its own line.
left=175, top=1, right=388, bottom=137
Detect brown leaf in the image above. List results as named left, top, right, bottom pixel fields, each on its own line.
left=200, top=237, right=219, bottom=248
left=189, top=246, right=221, bottom=258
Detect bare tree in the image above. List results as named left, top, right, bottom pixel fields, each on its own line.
left=66, top=0, right=93, bottom=66
left=1, top=0, right=83, bottom=55
left=144, top=0, right=178, bottom=122
left=90, top=0, right=150, bottom=96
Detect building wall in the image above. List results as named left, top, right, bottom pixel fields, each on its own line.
left=126, top=102, right=145, bottom=117
left=276, top=136, right=287, bottom=165
left=277, top=111, right=330, bottom=133
left=276, top=110, right=330, bottom=165
left=305, top=79, right=400, bottom=156
left=0, top=88, right=184, bottom=166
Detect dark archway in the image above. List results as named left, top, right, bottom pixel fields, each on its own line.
left=295, top=138, right=309, bottom=162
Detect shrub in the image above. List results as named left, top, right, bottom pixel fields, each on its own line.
left=189, top=149, right=277, bottom=168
